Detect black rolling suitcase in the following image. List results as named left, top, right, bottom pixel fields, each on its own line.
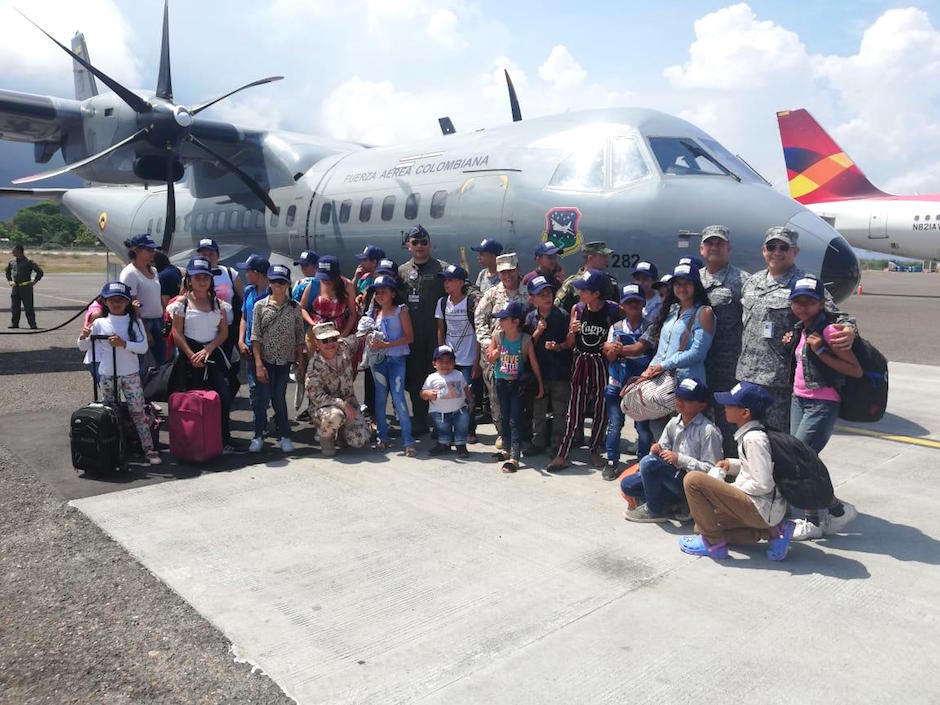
left=70, top=335, right=128, bottom=474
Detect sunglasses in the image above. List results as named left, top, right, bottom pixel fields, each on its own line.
left=764, top=242, right=791, bottom=252
left=409, top=238, right=430, bottom=246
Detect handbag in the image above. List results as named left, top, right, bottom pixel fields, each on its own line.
left=143, top=355, right=187, bottom=402
left=621, top=306, right=700, bottom=421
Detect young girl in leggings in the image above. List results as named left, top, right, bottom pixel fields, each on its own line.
left=78, top=281, right=161, bottom=465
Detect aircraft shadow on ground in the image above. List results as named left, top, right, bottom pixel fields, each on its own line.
left=836, top=412, right=930, bottom=437
left=0, top=347, right=87, bottom=375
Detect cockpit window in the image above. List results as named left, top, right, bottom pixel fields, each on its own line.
left=698, top=137, right=762, bottom=184
left=610, top=136, right=649, bottom=188
left=648, top=137, right=729, bottom=177
left=548, top=140, right=606, bottom=192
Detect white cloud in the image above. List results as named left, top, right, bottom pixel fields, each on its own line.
left=538, top=45, right=587, bottom=89
left=321, top=77, right=427, bottom=145
left=427, top=8, right=467, bottom=49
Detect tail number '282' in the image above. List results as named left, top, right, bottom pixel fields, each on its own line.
left=610, top=253, right=641, bottom=268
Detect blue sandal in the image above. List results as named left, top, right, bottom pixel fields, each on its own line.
left=679, top=534, right=728, bottom=559
left=766, top=520, right=796, bottom=561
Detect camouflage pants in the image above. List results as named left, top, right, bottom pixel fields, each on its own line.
left=764, top=386, right=793, bottom=433
left=312, top=406, right=371, bottom=448
left=481, top=358, right=501, bottom=429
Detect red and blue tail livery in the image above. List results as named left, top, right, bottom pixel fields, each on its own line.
left=777, top=109, right=886, bottom=204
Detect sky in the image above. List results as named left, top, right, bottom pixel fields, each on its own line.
left=1, top=0, right=939, bottom=220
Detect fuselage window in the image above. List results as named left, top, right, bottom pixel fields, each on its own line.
left=270, top=210, right=279, bottom=228
left=339, top=199, right=352, bottom=223
left=206, top=212, right=216, bottom=231
left=381, top=195, right=395, bottom=221
left=549, top=141, right=606, bottom=191
left=217, top=211, right=228, bottom=232
left=648, top=137, right=725, bottom=177
left=404, top=193, right=420, bottom=220
left=430, top=190, right=447, bottom=218
left=914, top=215, right=920, bottom=221
left=254, top=211, right=264, bottom=228
left=195, top=213, right=205, bottom=231
left=147, top=218, right=154, bottom=234
left=156, top=218, right=163, bottom=235
left=360, top=198, right=373, bottom=222
left=926, top=215, right=931, bottom=222
left=286, top=205, right=297, bottom=227
left=319, top=202, right=332, bottom=224
left=184, top=214, right=192, bottom=232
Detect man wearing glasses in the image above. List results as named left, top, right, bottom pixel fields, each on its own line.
left=736, top=226, right=855, bottom=431
left=399, top=225, right=450, bottom=437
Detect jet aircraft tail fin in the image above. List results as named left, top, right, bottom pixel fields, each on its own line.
left=71, top=32, right=98, bottom=100
left=776, top=108, right=887, bottom=204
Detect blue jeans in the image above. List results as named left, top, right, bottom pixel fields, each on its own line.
left=374, top=355, right=413, bottom=446
left=790, top=395, right=840, bottom=453
left=431, top=406, right=470, bottom=445
left=139, top=317, right=167, bottom=377
left=253, top=362, right=291, bottom=439
left=455, top=364, right=477, bottom=435
left=621, top=454, right=686, bottom=514
left=496, top=378, right=522, bottom=456
left=635, top=420, right=654, bottom=459
left=605, top=394, right=626, bottom=461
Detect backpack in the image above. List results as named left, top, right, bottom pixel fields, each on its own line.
left=742, top=429, right=834, bottom=510
left=839, top=337, right=888, bottom=422
left=437, top=292, right=477, bottom=337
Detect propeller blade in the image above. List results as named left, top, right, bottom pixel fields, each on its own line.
left=156, top=0, right=173, bottom=100
left=189, top=76, right=284, bottom=116
left=186, top=135, right=279, bottom=214
left=12, top=126, right=151, bottom=184
left=504, top=69, right=522, bottom=122
left=161, top=155, right=177, bottom=252
left=15, top=9, right=151, bottom=114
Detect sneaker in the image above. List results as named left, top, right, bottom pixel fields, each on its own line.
left=825, top=501, right=858, bottom=534
left=224, top=440, right=248, bottom=454
left=428, top=442, right=450, bottom=456
left=456, top=444, right=470, bottom=458
left=624, top=504, right=669, bottom=523
left=670, top=503, right=692, bottom=522
left=767, top=520, right=796, bottom=561
left=249, top=437, right=263, bottom=453
left=791, top=518, right=824, bottom=541
left=602, top=461, right=620, bottom=482
left=146, top=451, right=162, bottom=465
left=279, top=437, right=295, bottom=453
left=679, top=534, right=729, bottom=559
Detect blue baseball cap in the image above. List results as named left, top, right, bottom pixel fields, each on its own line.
left=619, top=283, right=645, bottom=303
left=492, top=301, right=527, bottom=320
left=471, top=238, right=503, bottom=255
left=714, top=381, right=773, bottom=415
left=676, top=377, right=710, bottom=403
left=527, top=274, right=554, bottom=295
left=433, top=344, right=456, bottom=360
left=293, top=250, right=319, bottom=266
left=186, top=257, right=213, bottom=276
left=315, top=255, right=340, bottom=280
left=678, top=255, right=705, bottom=270
left=571, top=268, right=607, bottom=291
left=196, top=238, right=220, bottom=253
left=237, top=254, right=270, bottom=274
left=789, top=275, right=826, bottom=301
left=534, top=241, right=561, bottom=257
left=371, top=274, right=398, bottom=290
left=632, top=261, right=658, bottom=279
left=355, top=245, right=386, bottom=261
left=671, top=263, right=701, bottom=283
left=100, top=281, right=132, bottom=301
left=375, top=258, right=397, bottom=275
left=125, top=233, right=157, bottom=250
left=437, top=264, right=469, bottom=281
left=267, top=264, right=291, bottom=283
left=654, top=274, right=672, bottom=290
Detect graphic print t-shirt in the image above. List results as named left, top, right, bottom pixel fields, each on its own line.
left=575, top=302, right=621, bottom=354
left=423, top=370, right=469, bottom=413
left=494, top=334, right=524, bottom=380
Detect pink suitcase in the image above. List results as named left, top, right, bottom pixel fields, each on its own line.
left=168, top=390, right=223, bottom=463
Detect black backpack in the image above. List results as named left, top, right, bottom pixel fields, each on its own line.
left=839, top=337, right=888, bottom=422
left=743, top=429, right=834, bottom=509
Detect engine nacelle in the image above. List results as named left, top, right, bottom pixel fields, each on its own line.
left=133, top=156, right=184, bottom=183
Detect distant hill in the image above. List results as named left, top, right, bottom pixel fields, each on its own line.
left=0, top=201, right=97, bottom=249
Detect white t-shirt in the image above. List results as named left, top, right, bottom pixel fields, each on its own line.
left=422, top=370, right=469, bottom=413
left=212, top=267, right=237, bottom=324
left=77, top=314, right=148, bottom=377
left=167, top=296, right=232, bottom=344
left=434, top=296, right=478, bottom=366
left=120, top=263, right=163, bottom=319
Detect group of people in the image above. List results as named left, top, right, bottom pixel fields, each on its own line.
left=77, top=221, right=863, bottom=560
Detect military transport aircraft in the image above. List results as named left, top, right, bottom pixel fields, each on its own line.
left=0, top=3, right=860, bottom=300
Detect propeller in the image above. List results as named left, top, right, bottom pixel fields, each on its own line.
left=13, top=1, right=282, bottom=254
left=505, top=69, right=522, bottom=122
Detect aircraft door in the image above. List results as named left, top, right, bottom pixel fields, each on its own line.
left=868, top=213, right=887, bottom=239
left=456, top=174, right=510, bottom=241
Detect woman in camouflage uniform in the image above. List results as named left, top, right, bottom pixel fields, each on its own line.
left=304, top=322, right=371, bottom=456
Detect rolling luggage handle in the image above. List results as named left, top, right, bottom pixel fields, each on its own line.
left=89, top=333, right=120, bottom=404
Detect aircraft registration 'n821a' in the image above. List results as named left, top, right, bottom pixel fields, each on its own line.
left=0, top=2, right=860, bottom=301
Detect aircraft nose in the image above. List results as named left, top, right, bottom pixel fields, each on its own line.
left=821, top=234, right=861, bottom=302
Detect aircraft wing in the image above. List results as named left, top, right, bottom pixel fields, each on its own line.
left=0, top=89, right=83, bottom=144
left=0, top=187, right=68, bottom=202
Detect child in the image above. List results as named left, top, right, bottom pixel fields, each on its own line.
left=547, top=270, right=621, bottom=472
left=487, top=301, right=544, bottom=472
left=784, top=275, right=860, bottom=540
left=601, top=284, right=652, bottom=480
left=621, top=378, right=722, bottom=521
left=525, top=275, right=572, bottom=456
left=78, top=281, right=161, bottom=465
left=679, top=382, right=795, bottom=561
left=421, top=345, right=473, bottom=458
left=305, top=322, right=371, bottom=456
left=632, top=261, right=661, bottom=327
left=82, top=295, right=106, bottom=383
left=237, top=254, right=270, bottom=408
left=435, top=264, right=479, bottom=442
left=292, top=250, right=319, bottom=421
left=369, top=274, right=416, bottom=456
left=250, top=264, right=305, bottom=453
left=353, top=245, right=385, bottom=305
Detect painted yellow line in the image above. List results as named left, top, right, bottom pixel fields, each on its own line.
left=836, top=424, right=940, bottom=450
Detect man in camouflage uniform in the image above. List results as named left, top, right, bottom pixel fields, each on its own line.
left=554, top=241, right=619, bottom=312
left=5, top=245, right=44, bottom=329
left=398, top=225, right=449, bottom=436
left=305, top=322, right=371, bottom=455
left=697, top=225, right=749, bottom=457
left=474, top=252, right=529, bottom=440
left=736, top=226, right=855, bottom=432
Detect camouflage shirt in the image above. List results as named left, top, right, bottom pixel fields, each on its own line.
left=305, top=336, right=359, bottom=411
left=736, top=265, right=853, bottom=389
left=474, top=281, right=529, bottom=349
left=700, top=263, right=749, bottom=390
left=554, top=267, right=619, bottom=312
